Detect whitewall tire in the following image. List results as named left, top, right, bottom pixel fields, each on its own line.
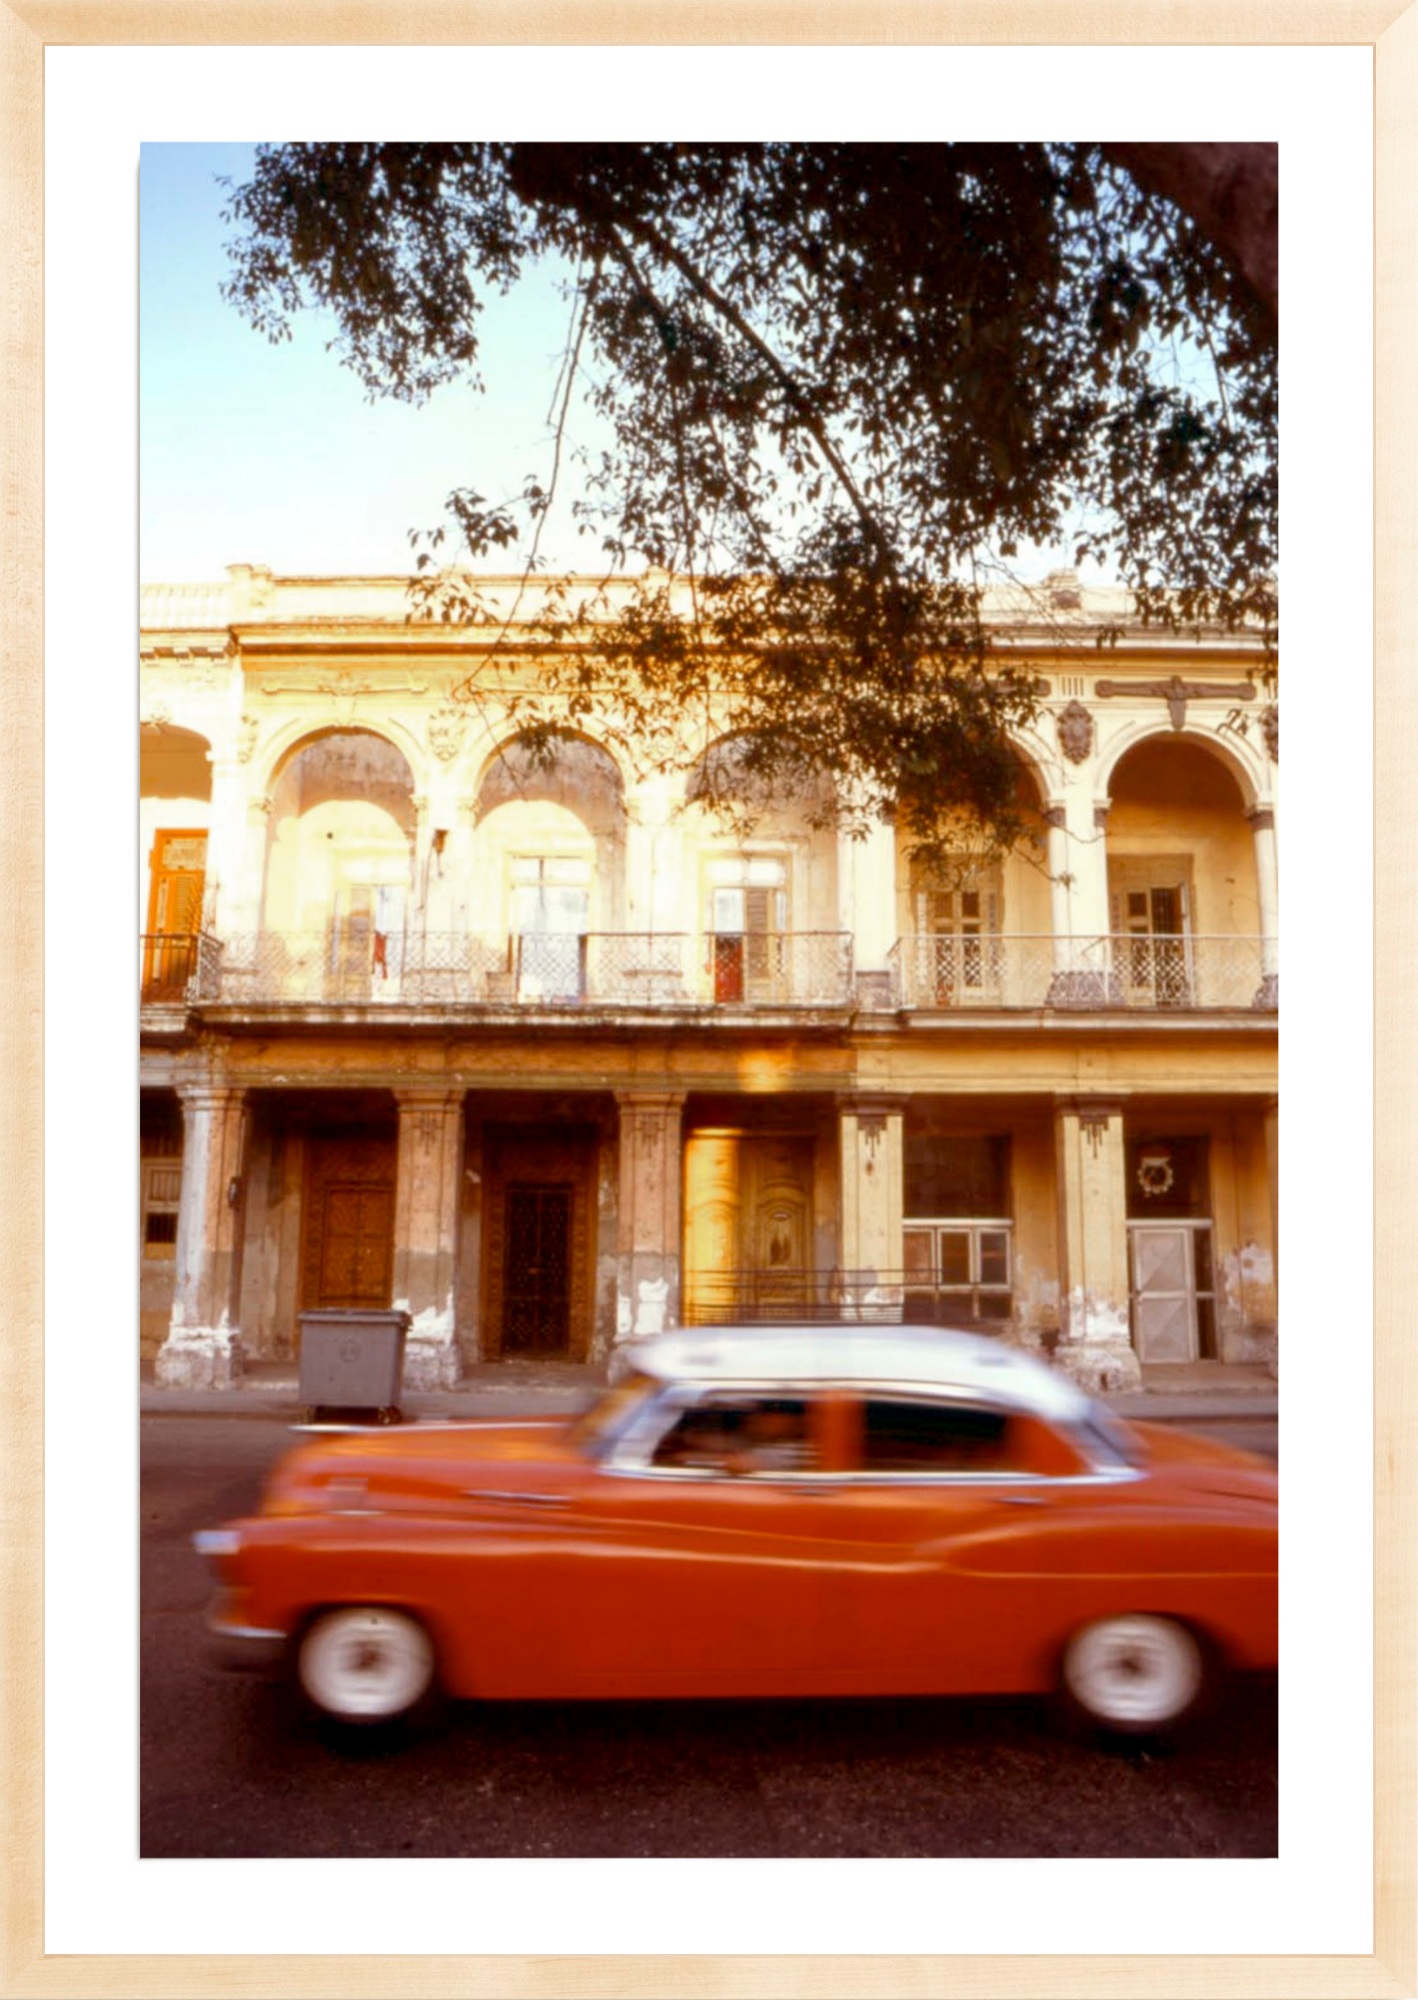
left=1060, top=1614, right=1206, bottom=1734
left=296, top=1606, right=436, bottom=1724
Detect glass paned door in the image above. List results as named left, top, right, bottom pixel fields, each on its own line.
left=706, top=858, right=787, bottom=1002
left=511, top=857, right=590, bottom=1001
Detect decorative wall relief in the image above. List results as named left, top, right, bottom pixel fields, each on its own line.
left=1262, top=704, right=1279, bottom=761
left=427, top=705, right=469, bottom=763
left=236, top=715, right=259, bottom=763
left=1056, top=700, right=1094, bottom=764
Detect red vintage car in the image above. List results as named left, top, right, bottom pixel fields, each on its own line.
left=194, top=1325, right=1277, bottom=1735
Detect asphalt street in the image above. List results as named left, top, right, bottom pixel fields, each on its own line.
left=141, top=1413, right=1278, bottom=1860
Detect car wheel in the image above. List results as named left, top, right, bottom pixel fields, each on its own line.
left=296, top=1606, right=436, bottom=1725
left=1060, top=1614, right=1206, bottom=1735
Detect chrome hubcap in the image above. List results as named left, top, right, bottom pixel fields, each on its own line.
left=1064, top=1615, right=1201, bottom=1727
left=299, top=1608, right=433, bottom=1720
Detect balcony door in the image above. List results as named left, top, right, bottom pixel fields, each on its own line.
left=705, top=858, right=787, bottom=1003
left=143, top=830, right=206, bottom=1000
left=1109, top=861, right=1194, bottom=1007
left=913, top=871, right=1000, bottom=1004
left=510, top=856, right=590, bottom=1001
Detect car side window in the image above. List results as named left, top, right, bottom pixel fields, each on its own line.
left=650, top=1397, right=817, bottom=1475
left=859, top=1398, right=1014, bottom=1474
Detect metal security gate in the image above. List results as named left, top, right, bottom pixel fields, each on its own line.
left=502, top=1184, right=573, bottom=1355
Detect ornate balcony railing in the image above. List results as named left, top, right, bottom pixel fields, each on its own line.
left=889, top=934, right=1278, bottom=1012
left=203, top=929, right=855, bottom=1010
left=139, top=932, right=222, bottom=1005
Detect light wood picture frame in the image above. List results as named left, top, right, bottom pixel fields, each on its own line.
left=3, top=6, right=1413, bottom=1995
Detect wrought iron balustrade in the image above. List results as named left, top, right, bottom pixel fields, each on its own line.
left=700, top=930, right=854, bottom=1006
left=889, top=934, right=1278, bottom=1012
left=140, top=932, right=222, bottom=1005
left=202, top=929, right=854, bottom=1009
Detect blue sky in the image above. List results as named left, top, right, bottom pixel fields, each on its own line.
left=140, top=143, right=599, bottom=581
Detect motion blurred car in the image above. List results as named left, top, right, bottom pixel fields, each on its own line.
left=194, top=1325, right=1277, bottom=1735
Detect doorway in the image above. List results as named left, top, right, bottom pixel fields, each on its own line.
left=683, top=1130, right=815, bottom=1322
left=483, top=1128, right=596, bottom=1360
left=300, top=1133, right=397, bottom=1314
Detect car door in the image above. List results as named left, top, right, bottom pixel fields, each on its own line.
left=821, top=1393, right=1087, bottom=1694
left=559, top=1388, right=851, bottom=1696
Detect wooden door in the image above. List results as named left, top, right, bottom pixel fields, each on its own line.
left=300, top=1135, right=397, bottom=1315
left=143, top=830, right=207, bottom=1000
left=683, top=1132, right=814, bottom=1322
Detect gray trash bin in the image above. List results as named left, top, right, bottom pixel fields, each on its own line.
left=297, top=1309, right=411, bottom=1420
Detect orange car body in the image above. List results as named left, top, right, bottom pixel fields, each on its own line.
left=198, top=1328, right=1277, bottom=1708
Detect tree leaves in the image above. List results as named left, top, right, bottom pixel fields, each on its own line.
left=221, top=141, right=1276, bottom=860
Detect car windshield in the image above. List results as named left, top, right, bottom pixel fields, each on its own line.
left=565, top=1373, right=661, bottom=1457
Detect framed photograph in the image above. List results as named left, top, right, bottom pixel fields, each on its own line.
left=5, top=5, right=1413, bottom=1996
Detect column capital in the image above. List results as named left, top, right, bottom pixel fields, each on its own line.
left=835, top=1091, right=908, bottom=1120
left=393, top=1085, right=466, bottom=1114
left=1054, top=1094, right=1125, bottom=1123
left=1092, top=802, right=1111, bottom=831
left=614, top=1089, right=687, bottom=1114
left=1042, top=804, right=1066, bottom=831
left=175, top=1081, right=247, bottom=1110
left=1246, top=806, right=1276, bottom=833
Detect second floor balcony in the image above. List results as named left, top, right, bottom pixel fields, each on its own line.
left=186, top=928, right=857, bottom=1013
left=140, top=926, right=1278, bottom=1023
left=888, top=933, right=1278, bottom=1013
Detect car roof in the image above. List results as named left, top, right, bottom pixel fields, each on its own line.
left=620, top=1325, right=1092, bottom=1422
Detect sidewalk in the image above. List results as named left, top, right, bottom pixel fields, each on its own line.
left=139, top=1357, right=1276, bottom=1423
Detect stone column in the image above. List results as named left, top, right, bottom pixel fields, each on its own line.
left=202, top=753, right=247, bottom=939
left=391, top=1089, right=466, bottom=1389
left=155, top=1085, right=250, bottom=1389
left=837, top=1096, right=905, bottom=1321
left=1248, top=806, right=1280, bottom=1004
left=614, top=1092, right=686, bottom=1342
left=841, top=814, right=898, bottom=1005
left=1264, top=1097, right=1279, bottom=1289
left=1052, top=1096, right=1140, bottom=1391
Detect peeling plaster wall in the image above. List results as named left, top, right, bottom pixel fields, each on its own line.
left=235, top=1119, right=306, bottom=1360
left=456, top=1123, right=485, bottom=1367
left=1010, top=1117, right=1061, bottom=1343
left=594, top=1133, right=621, bottom=1360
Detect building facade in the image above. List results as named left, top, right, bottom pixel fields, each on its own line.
left=140, top=567, right=1279, bottom=1395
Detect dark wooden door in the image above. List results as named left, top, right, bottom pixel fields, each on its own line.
left=300, top=1134, right=397, bottom=1317
left=502, top=1184, right=573, bottom=1354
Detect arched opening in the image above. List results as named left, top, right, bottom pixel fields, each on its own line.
left=893, top=758, right=1050, bottom=1008
left=1106, top=737, right=1262, bottom=1007
left=262, top=731, right=417, bottom=999
left=683, top=734, right=842, bottom=1005
left=471, top=735, right=626, bottom=1001
left=140, top=725, right=212, bottom=999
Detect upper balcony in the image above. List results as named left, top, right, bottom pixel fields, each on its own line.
left=145, top=928, right=857, bottom=1019
left=140, top=925, right=1278, bottom=1026
left=888, top=933, right=1278, bottom=1014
